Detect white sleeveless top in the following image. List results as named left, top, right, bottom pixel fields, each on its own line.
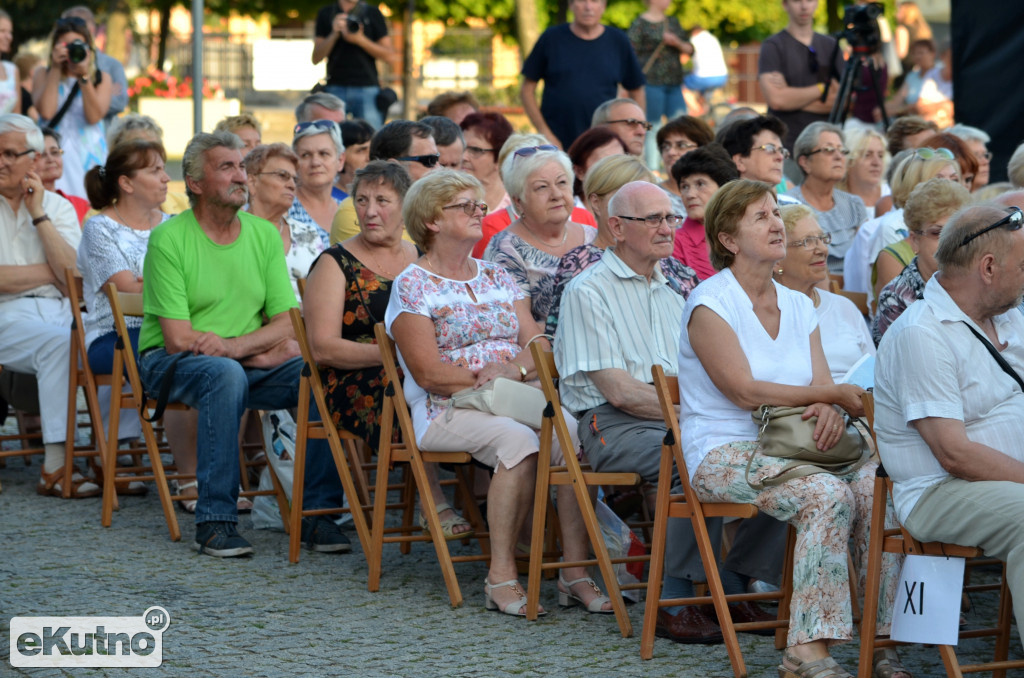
left=677, top=268, right=818, bottom=480
left=0, top=62, right=18, bottom=115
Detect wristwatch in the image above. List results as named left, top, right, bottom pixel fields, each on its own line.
left=514, top=363, right=527, bottom=382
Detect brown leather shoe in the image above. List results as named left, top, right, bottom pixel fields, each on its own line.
left=655, top=606, right=724, bottom=644
left=701, top=601, right=778, bottom=636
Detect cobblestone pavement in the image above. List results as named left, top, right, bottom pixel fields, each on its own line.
left=1, top=447, right=1020, bottom=677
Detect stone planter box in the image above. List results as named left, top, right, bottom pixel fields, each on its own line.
left=137, top=97, right=241, bottom=159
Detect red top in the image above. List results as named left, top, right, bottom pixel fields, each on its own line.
left=672, top=216, right=716, bottom=281
left=473, top=205, right=597, bottom=258
left=57, top=189, right=90, bottom=227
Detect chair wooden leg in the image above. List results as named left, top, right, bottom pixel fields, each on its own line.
left=367, top=439, right=391, bottom=593
left=640, top=449, right=674, bottom=659
left=410, top=451, right=463, bottom=608
left=993, top=569, right=1013, bottom=678
left=857, top=478, right=887, bottom=678
left=775, top=525, right=796, bottom=652
left=525, top=433, right=551, bottom=622
left=938, top=644, right=965, bottom=678
left=142, top=416, right=180, bottom=542
left=289, top=386, right=310, bottom=564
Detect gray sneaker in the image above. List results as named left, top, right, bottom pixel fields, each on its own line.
left=193, top=521, right=254, bottom=557
left=301, top=515, right=352, bottom=553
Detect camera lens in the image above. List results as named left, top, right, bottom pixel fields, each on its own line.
left=346, top=17, right=359, bottom=32
left=67, top=40, right=89, bottom=64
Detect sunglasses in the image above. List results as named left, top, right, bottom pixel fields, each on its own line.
left=912, top=147, right=955, bottom=161
left=56, top=16, right=88, bottom=30
left=397, top=153, right=441, bottom=168
left=512, top=145, right=558, bottom=161
left=607, top=118, right=653, bottom=131
left=958, top=206, right=1024, bottom=248
left=293, top=119, right=337, bottom=136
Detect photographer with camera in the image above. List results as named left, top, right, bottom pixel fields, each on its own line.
left=311, top=0, right=395, bottom=129
left=32, top=15, right=110, bottom=201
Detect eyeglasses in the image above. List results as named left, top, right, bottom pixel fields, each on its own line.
left=258, top=170, right=298, bottom=183
left=464, top=145, right=495, bottom=157
left=660, top=140, right=698, bottom=153
left=607, top=119, right=653, bottom=131
left=512, top=145, right=559, bottom=162
left=616, top=213, right=683, bottom=229
left=911, top=227, right=943, bottom=240
left=788, top=233, right=832, bottom=249
left=958, top=206, right=1024, bottom=248
left=293, top=119, right=337, bottom=136
left=808, top=45, right=819, bottom=74
left=38, top=148, right=64, bottom=160
left=441, top=200, right=488, bottom=217
left=397, top=153, right=441, bottom=168
left=806, top=146, right=850, bottom=157
left=977, top=151, right=994, bottom=161
left=752, top=143, right=791, bottom=159
left=0, top=148, right=35, bottom=163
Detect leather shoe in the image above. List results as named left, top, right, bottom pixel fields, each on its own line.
left=655, top=606, right=723, bottom=644
left=701, top=601, right=778, bottom=636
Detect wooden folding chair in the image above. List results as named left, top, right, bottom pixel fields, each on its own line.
left=642, top=365, right=795, bottom=676
left=858, top=392, right=1024, bottom=678
left=287, top=307, right=374, bottom=563
left=0, top=367, right=45, bottom=468
left=371, top=322, right=489, bottom=608
left=526, top=342, right=646, bottom=637
left=104, top=283, right=288, bottom=541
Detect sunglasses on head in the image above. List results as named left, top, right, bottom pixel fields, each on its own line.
left=56, top=16, right=88, bottom=30
left=512, top=145, right=558, bottom=161
left=912, top=147, right=955, bottom=161
left=958, top=206, right=1024, bottom=249
left=294, top=119, right=338, bottom=136
left=396, top=153, right=441, bottom=168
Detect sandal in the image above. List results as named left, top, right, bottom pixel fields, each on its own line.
left=484, top=578, right=545, bottom=617
left=873, top=648, right=912, bottom=678
left=90, top=461, right=148, bottom=496
left=558, top=574, right=613, bottom=614
left=419, top=502, right=475, bottom=541
left=778, top=653, right=853, bottom=678
left=173, top=480, right=198, bottom=514
left=36, top=466, right=101, bottom=499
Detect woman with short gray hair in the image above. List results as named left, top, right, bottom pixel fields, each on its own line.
left=788, top=122, right=867, bottom=276
left=287, top=120, right=344, bottom=246
left=483, top=145, right=597, bottom=337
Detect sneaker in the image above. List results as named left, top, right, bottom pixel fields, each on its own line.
left=749, top=579, right=780, bottom=595
left=193, top=521, right=254, bottom=557
left=301, top=515, right=352, bottom=553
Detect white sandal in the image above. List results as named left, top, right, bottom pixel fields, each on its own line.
left=484, top=579, right=545, bottom=617
left=173, top=480, right=198, bottom=514
left=419, top=502, right=475, bottom=541
left=558, top=574, right=613, bottom=614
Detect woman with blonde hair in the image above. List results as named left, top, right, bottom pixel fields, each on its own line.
left=839, top=127, right=890, bottom=220
left=214, top=112, right=262, bottom=155
left=546, top=153, right=699, bottom=335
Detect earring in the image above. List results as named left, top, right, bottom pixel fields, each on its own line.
left=775, top=267, right=783, bottom=276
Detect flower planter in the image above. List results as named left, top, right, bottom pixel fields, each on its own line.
left=137, top=97, right=241, bottom=159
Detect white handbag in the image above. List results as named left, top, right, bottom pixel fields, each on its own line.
left=446, top=377, right=546, bottom=429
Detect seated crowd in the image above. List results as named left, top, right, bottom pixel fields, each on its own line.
left=6, top=76, right=1024, bottom=678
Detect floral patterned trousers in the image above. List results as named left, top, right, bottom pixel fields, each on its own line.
left=692, top=441, right=902, bottom=647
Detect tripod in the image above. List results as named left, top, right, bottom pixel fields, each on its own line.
left=827, top=46, right=890, bottom=130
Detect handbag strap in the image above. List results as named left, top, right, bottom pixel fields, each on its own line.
left=48, top=80, right=80, bottom=131
left=745, top=421, right=870, bottom=490
left=962, top=321, right=1024, bottom=391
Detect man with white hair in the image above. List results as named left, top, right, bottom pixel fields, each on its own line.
left=875, top=203, right=1024, bottom=636
left=295, top=92, right=346, bottom=125
left=556, top=180, right=776, bottom=644
left=0, top=113, right=85, bottom=495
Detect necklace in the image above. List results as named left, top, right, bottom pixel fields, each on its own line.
left=113, top=202, right=153, bottom=232
left=520, top=218, right=568, bottom=249
left=360, top=238, right=410, bottom=280
left=425, top=253, right=472, bottom=280
left=811, top=288, right=821, bottom=308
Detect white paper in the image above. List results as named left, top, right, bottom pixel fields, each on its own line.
left=890, top=554, right=965, bottom=646
left=841, top=353, right=874, bottom=390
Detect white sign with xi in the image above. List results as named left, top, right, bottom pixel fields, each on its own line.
left=889, top=555, right=965, bottom=646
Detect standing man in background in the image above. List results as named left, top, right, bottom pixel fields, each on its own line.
left=312, top=0, right=395, bottom=129
left=520, top=0, right=645, bottom=151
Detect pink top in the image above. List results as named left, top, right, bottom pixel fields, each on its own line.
left=672, top=217, right=716, bottom=281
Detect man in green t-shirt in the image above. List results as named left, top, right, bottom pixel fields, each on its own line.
left=139, top=131, right=349, bottom=557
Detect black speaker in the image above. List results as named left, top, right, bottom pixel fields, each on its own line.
left=951, top=0, right=1024, bottom=183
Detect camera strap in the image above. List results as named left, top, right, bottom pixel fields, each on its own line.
left=47, top=80, right=80, bottom=131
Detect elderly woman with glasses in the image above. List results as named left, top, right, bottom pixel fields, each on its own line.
left=679, top=179, right=905, bottom=678
left=460, top=111, right=514, bottom=214
left=387, top=169, right=613, bottom=617
left=244, top=143, right=324, bottom=300
left=872, top=178, right=972, bottom=345
left=288, top=119, right=344, bottom=242
left=35, top=127, right=89, bottom=224
left=483, top=145, right=598, bottom=340
left=32, top=15, right=112, bottom=200
left=775, top=204, right=874, bottom=381
left=788, top=122, right=867, bottom=277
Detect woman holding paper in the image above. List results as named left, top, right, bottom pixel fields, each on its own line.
left=774, top=204, right=875, bottom=382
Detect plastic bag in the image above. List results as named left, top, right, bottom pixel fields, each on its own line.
left=252, top=410, right=296, bottom=531
left=594, top=499, right=646, bottom=602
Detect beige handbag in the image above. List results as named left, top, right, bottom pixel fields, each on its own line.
left=446, top=377, right=546, bottom=429
left=745, top=405, right=870, bottom=490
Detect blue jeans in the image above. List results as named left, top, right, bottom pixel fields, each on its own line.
left=87, top=327, right=139, bottom=375
left=683, top=73, right=728, bottom=97
left=139, top=351, right=341, bottom=524
left=324, top=84, right=383, bottom=129
left=644, top=84, right=687, bottom=172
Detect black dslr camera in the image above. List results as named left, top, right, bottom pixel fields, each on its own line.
left=346, top=2, right=365, bottom=33
left=66, top=39, right=89, bottom=64
left=838, top=2, right=884, bottom=53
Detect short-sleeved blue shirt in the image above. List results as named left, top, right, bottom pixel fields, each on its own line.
left=521, top=24, right=645, bottom=149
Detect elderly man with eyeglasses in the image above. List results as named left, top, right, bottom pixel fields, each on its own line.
left=591, top=98, right=650, bottom=157
left=556, top=180, right=777, bottom=644
left=875, top=202, right=1024, bottom=644
left=0, top=113, right=87, bottom=496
